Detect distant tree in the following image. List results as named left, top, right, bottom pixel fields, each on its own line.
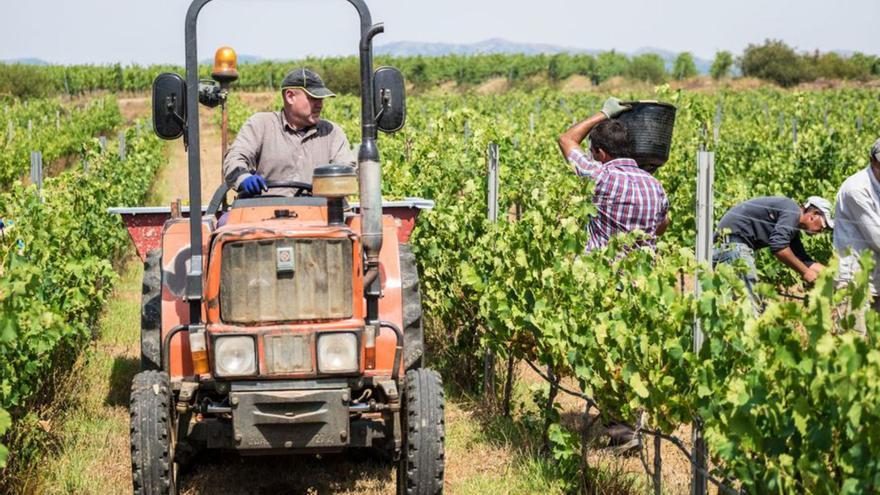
left=710, top=51, right=734, bottom=80
left=739, top=39, right=806, bottom=87
left=672, top=52, right=698, bottom=80
left=804, top=51, right=869, bottom=80
left=851, top=52, right=880, bottom=77
left=0, top=64, right=57, bottom=98
left=594, top=50, right=630, bottom=84
left=626, top=53, right=667, bottom=83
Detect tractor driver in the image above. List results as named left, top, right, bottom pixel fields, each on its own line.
left=223, top=68, right=357, bottom=197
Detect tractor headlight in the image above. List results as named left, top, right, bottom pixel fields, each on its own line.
left=317, top=332, right=359, bottom=373
left=214, top=336, right=257, bottom=377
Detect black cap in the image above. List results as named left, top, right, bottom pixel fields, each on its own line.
left=280, top=68, right=335, bottom=98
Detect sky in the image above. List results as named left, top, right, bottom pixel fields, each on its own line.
left=2, top=0, right=878, bottom=65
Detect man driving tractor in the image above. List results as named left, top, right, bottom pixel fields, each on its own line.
left=223, top=67, right=356, bottom=196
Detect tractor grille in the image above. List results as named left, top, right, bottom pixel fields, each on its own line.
left=220, top=238, right=353, bottom=323
left=264, top=333, right=313, bottom=374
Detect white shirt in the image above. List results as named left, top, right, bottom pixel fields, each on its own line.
left=833, top=165, right=880, bottom=294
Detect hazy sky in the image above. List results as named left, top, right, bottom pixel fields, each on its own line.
left=3, top=0, right=878, bottom=64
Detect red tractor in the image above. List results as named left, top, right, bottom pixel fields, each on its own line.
left=118, top=1, right=445, bottom=493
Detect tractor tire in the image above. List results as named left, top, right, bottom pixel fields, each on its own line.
left=130, top=370, right=177, bottom=495
left=397, top=368, right=445, bottom=495
left=399, top=244, right=424, bottom=370
left=141, top=249, right=162, bottom=371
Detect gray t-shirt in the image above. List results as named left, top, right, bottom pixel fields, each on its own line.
left=716, top=196, right=814, bottom=265
left=223, top=111, right=356, bottom=195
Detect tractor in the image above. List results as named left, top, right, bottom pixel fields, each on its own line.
left=117, top=1, right=445, bottom=493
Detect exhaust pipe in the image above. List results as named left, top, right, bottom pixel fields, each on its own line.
left=357, top=22, right=385, bottom=309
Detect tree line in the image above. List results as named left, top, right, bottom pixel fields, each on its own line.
left=0, top=40, right=877, bottom=98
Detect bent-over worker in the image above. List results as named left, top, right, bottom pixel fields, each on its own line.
left=714, top=196, right=833, bottom=308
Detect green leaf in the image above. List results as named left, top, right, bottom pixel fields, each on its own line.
left=629, top=373, right=649, bottom=398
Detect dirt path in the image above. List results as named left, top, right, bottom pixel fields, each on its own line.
left=118, top=95, right=225, bottom=206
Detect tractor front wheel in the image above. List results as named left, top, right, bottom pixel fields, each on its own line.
left=130, top=370, right=177, bottom=495
left=397, top=368, right=445, bottom=495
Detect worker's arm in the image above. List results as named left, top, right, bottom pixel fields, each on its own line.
left=655, top=193, right=670, bottom=236
left=849, top=192, right=880, bottom=253
left=656, top=216, right=670, bottom=236
left=773, top=247, right=818, bottom=283
left=223, top=116, right=263, bottom=191
left=557, top=97, right=631, bottom=164
left=557, top=113, right=606, bottom=160
left=328, top=123, right=357, bottom=167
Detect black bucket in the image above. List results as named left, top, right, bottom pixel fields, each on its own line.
left=613, top=101, right=677, bottom=167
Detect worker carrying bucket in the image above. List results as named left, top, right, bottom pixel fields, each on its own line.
left=556, top=97, right=674, bottom=253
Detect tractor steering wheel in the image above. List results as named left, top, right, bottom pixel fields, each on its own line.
left=206, top=181, right=313, bottom=217
left=238, top=180, right=313, bottom=199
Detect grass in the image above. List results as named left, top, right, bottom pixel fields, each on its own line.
left=27, top=254, right=143, bottom=494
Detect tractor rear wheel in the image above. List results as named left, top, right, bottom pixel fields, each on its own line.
left=141, top=249, right=162, bottom=371
left=397, top=368, right=445, bottom=495
left=130, top=370, right=177, bottom=495
left=399, top=244, right=424, bottom=370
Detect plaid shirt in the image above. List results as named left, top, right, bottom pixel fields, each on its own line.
left=568, top=148, right=669, bottom=252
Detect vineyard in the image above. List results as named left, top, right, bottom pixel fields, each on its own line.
left=220, top=87, right=880, bottom=492
left=0, top=77, right=879, bottom=493
left=0, top=96, right=121, bottom=186
left=0, top=99, right=164, bottom=474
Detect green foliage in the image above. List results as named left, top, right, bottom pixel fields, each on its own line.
left=802, top=51, right=872, bottom=80
left=63, top=85, right=880, bottom=490
left=0, top=121, right=164, bottom=470
left=625, top=54, right=667, bottom=84
left=0, top=65, right=58, bottom=99
left=672, top=52, right=698, bottom=80
left=0, top=96, right=121, bottom=186
left=740, top=39, right=808, bottom=87
left=711, top=51, right=735, bottom=80
left=316, top=87, right=880, bottom=490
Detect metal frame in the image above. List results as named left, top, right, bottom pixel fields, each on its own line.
left=182, top=0, right=384, bottom=326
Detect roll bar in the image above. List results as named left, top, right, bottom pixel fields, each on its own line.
left=181, top=0, right=382, bottom=323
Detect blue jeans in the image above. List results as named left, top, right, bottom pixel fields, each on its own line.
left=713, top=242, right=761, bottom=314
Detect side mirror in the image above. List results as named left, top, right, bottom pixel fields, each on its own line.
left=373, top=67, right=406, bottom=133
left=152, top=73, right=187, bottom=140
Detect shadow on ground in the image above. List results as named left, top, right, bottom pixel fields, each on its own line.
left=180, top=450, right=395, bottom=495
left=106, top=356, right=140, bottom=407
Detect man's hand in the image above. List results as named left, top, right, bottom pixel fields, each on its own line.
left=601, top=97, right=631, bottom=119
left=802, top=269, right=818, bottom=284
left=240, top=174, right=268, bottom=195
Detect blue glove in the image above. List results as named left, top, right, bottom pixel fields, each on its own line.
left=240, top=174, right=268, bottom=195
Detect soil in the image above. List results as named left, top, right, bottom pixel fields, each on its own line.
left=475, top=77, right=510, bottom=95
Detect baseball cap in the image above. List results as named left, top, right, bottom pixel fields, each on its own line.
left=804, top=196, right=834, bottom=229
left=871, top=137, right=880, bottom=162
left=280, top=68, right=335, bottom=98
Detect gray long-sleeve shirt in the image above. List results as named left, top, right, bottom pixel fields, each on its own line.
left=834, top=166, right=880, bottom=294
left=223, top=111, right=356, bottom=195
left=716, top=196, right=814, bottom=265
